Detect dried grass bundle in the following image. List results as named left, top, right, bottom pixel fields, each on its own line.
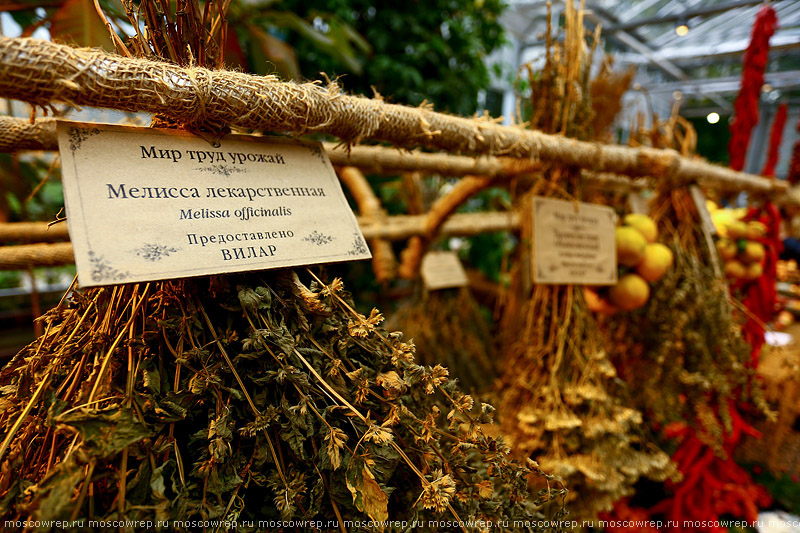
left=0, top=272, right=563, bottom=529
left=495, top=1, right=675, bottom=517
left=386, top=287, right=497, bottom=394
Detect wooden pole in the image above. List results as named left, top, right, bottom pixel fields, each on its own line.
left=0, top=114, right=786, bottom=194
left=0, top=212, right=521, bottom=269
left=0, top=37, right=787, bottom=195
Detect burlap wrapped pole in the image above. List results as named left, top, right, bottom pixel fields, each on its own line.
left=0, top=116, right=57, bottom=152
left=0, top=37, right=788, bottom=195
left=0, top=213, right=521, bottom=269
left=0, top=242, right=74, bottom=269
left=0, top=113, right=787, bottom=194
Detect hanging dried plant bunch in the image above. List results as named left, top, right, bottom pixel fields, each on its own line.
left=610, top=113, right=771, bottom=449
left=0, top=271, right=564, bottom=529
left=608, top=246, right=770, bottom=451
left=497, top=188, right=676, bottom=518
left=494, top=0, right=676, bottom=518
left=386, top=287, right=498, bottom=394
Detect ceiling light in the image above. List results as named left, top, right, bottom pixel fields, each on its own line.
left=707, top=112, right=720, bottom=124
left=675, top=16, right=689, bottom=36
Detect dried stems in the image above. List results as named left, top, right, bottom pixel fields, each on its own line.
left=0, top=273, right=563, bottom=527
left=494, top=0, right=674, bottom=518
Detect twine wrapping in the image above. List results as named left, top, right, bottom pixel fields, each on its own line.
left=0, top=37, right=786, bottom=194
left=0, top=213, right=520, bottom=269
left=0, top=113, right=786, bottom=194
left=0, top=116, right=57, bottom=152
left=0, top=242, right=74, bottom=269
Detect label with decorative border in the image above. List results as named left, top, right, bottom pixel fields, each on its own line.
left=57, top=121, right=371, bottom=287
left=420, top=251, right=469, bottom=291
left=532, top=196, right=617, bottom=285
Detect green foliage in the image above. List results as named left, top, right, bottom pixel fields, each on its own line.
left=749, top=465, right=800, bottom=515
left=0, top=153, right=62, bottom=222
left=280, top=0, right=507, bottom=116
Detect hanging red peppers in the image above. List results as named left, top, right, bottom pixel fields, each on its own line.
left=789, top=116, right=800, bottom=185
left=761, top=103, right=788, bottom=177
left=728, top=4, right=778, bottom=171
left=647, top=403, right=771, bottom=532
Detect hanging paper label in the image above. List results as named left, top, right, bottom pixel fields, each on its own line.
left=420, top=251, right=469, bottom=291
left=532, top=196, right=617, bottom=285
left=57, top=121, right=371, bottom=287
left=689, top=185, right=717, bottom=236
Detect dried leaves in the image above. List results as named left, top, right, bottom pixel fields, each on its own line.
left=386, top=288, right=497, bottom=392
left=0, top=271, right=561, bottom=530
left=608, top=247, right=771, bottom=452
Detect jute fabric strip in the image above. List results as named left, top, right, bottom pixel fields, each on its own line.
left=0, top=113, right=786, bottom=194
left=0, top=213, right=521, bottom=269
left=0, top=242, right=74, bottom=269
left=0, top=37, right=786, bottom=194
left=0, top=221, right=69, bottom=243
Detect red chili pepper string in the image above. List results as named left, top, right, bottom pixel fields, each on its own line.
left=630, top=400, right=771, bottom=532
left=789, top=116, right=800, bottom=185
left=762, top=103, right=789, bottom=177
left=728, top=4, right=778, bottom=171
left=740, top=203, right=782, bottom=365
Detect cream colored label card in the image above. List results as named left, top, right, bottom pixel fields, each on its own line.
left=532, top=196, right=617, bottom=285
left=57, top=121, right=371, bottom=287
left=420, top=251, right=469, bottom=291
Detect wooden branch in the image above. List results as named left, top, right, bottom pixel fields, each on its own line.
left=0, top=114, right=786, bottom=195
left=0, top=212, right=521, bottom=269
left=0, top=221, right=69, bottom=242
left=0, top=37, right=786, bottom=195
left=398, top=176, right=496, bottom=279
left=337, top=166, right=397, bottom=282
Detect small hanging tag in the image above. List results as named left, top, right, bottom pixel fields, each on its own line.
left=689, top=185, right=723, bottom=278
left=421, top=251, right=469, bottom=291
left=628, top=192, right=649, bottom=215
left=57, top=121, right=371, bottom=287
left=532, top=196, right=617, bottom=285
left=689, top=185, right=717, bottom=236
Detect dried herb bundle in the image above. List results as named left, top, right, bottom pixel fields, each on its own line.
left=611, top=114, right=770, bottom=449
left=497, top=189, right=675, bottom=517
left=386, top=287, right=497, bottom=393
left=607, top=245, right=769, bottom=448
left=607, top=113, right=774, bottom=529
left=0, top=271, right=565, bottom=530
left=495, top=0, right=674, bottom=518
